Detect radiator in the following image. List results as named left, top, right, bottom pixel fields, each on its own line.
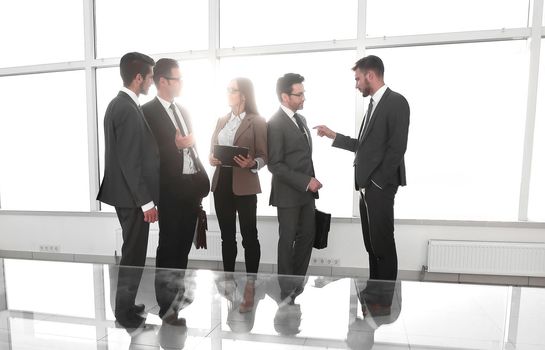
left=115, top=228, right=223, bottom=261
left=427, top=240, right=545, bottom=277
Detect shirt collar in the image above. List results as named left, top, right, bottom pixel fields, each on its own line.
left=120, top=87, right=140, bottom=107
left=157, top=95, right=176, bottom=112
left=371, top=84, right=388, bottom=105
left=229, top=111, right=246, bottom=121
left=280, top=104, right=296, bottom=119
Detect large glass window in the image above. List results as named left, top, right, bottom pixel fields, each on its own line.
left=219, top=51, right=357, bottom=217
left=528, top=39, right=545, bottom=222
left=0, top=0, right=84, bottom=67
left=366, top=0, right=529, bottom=37
left=0, top=71, right=90, bottom=211
left=95, top=0, right=208, bottom=58
left=368, top=40, right=529, bottom=221
left=220, top=0, right=357, bottom=48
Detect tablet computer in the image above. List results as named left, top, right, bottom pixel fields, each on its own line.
left=213, top=145, right=249, bottom=167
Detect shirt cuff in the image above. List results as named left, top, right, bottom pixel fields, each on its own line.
left=250, top=157, right=265, bottom=174
left=141, top=201, right=155, bottom=212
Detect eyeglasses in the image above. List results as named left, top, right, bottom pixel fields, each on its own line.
left=289, top=92, right=305, bottom=98
left=164, top=76, right=182, bottom=82
left=226, top=87, right=240, bottom=94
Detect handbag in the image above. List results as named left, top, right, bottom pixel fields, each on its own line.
left=313, top=208, right=331, bottom=249
left=193, top=204, right=207, bottom=249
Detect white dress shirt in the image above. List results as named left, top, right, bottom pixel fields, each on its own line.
left=367, top=84, right=388, bottom=190
left=280, top=104, right=309, bottom=143
left=363, top=84, right=388, bottom=129
left=119, top=87, right=154, bottom=212
left=280, top=104, right=312, bottom=190
left=156, top=96, right=196, bottom=175
left=217, top=111, right=264, bottom=172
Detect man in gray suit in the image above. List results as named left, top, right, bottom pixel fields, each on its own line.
left=97, top=52, right=159, bottom=329
left=268, top=73, right=322, bottom=278
left=315, top=55, right=410, bottom=281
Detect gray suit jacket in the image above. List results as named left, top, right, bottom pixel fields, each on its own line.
left=333, top=88, right=409, bottom=190
left=97, top=91, right=160, bottom=208
left=267, top=108, right=316, bottom=208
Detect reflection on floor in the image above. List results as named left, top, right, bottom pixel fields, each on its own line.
left=0, top=258, right=544, bottom=350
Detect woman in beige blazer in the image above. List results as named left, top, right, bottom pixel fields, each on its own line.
left=209, top=77, right=267, bottom=311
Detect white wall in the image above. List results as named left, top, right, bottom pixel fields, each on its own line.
left=1, top=212, right=544, bottom=271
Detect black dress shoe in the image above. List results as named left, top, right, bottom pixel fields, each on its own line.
left=364, top=303, right=391, bottom=317
left=115, top=312, right=146, bottom=330
left=131, top=304, right=145, bottom=314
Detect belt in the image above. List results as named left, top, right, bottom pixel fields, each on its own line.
left=181, top=172, right=200, bottom=179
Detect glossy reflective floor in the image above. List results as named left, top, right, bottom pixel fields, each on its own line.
left=0, top=258, right=544, bottom=350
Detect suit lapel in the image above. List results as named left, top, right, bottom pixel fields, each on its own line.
left=279, top=109, right=310, bottom=146
left=301, top=117, right=312, bottom=151
left=361, top=88, right=391, bottom=142
left=119, top=91, right=154, bottom=133
left=216, top=114, right=230, bottom=135
left=151, top=98, right=176, bottom=137
left=175, top=102, right=193, bottom=134
left=233, top=113, right=254, bottom=145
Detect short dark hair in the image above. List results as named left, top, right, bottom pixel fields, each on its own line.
left=119, top=52, right=155, bottom=87
left=153, top=58, right=179, bottom=85
left=352, top=55, right=384, bottom=78
left=276, top=73, right=305, bottom=102
left=234, top=77, right=259, bottom=115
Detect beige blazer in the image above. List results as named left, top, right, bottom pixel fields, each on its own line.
left=210, top=112, right=268, bottom=195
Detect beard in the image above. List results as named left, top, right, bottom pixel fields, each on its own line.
left=360, top=77, right=371, bottom=97
left=139, top=81, right=149, bottom=95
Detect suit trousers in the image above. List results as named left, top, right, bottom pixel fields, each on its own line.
left=114, top=207, right=149, bottom=317
left=276, top=198, right=315, bottom=276
left=155, top=178, right=201, bottom=270
left=154, top=176, right=200, bottom=318
left=359, top=184, right=398, bottom=281
left=213, top=167, right=260, bottom=274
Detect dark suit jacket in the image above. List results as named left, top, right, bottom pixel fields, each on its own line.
left=97, top=91, right=159, bottom=208
left=141, top=97, right=207, bottom=199
left=333, top=88, right=409, bottom=190
left=267, top=108, right=316, bottom=208
left=210, top=112, right=268, bottom=196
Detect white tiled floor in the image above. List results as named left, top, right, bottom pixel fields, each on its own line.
left=0, top=258, right=544, bottom=350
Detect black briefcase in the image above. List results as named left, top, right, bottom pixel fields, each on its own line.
left=314, top=209, right=331, bottom=249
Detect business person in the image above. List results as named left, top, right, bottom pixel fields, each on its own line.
left=209, top=77, right=267, bottom=311
left=97, top=52, right=158, bottom=329
left=315, top=55, right=410, bottom=281
left=142, top=58, right=210, bottom=318
left=268, top=73, right=322, bottom=278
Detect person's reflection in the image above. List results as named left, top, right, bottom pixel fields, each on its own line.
left=346, top=279, right=402, bottom=349
left=155, top=268, right=186, bottom=319
left=125, top=324, right=160, bottom=350
left=215, top=273, right=266, bottom=335
left=265, top=274, right=307, bottom=336
left=111, top=264, right=148, bottom=330
left=156, top=269, right=195, bottom=349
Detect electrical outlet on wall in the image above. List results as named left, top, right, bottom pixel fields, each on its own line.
left=38, top=245, right=60, bottom=253
left=311, top=257, right=340, bottom=266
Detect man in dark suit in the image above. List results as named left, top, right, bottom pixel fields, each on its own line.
left=315, top=55, right=410, bottom=281
left=141, top=58, right=209, bottom=319
left=268, top=73, right=322, bottom=278
left=97, top=52, right=159, bottom=329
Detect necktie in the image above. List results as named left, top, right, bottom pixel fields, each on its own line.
left=293, top=113, right=307, bottom=135
left=169, top=103, right=186, bottom=136
left=170, top=103, right=198, bottom=171
left=359, top=98, right=374, bottom=142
